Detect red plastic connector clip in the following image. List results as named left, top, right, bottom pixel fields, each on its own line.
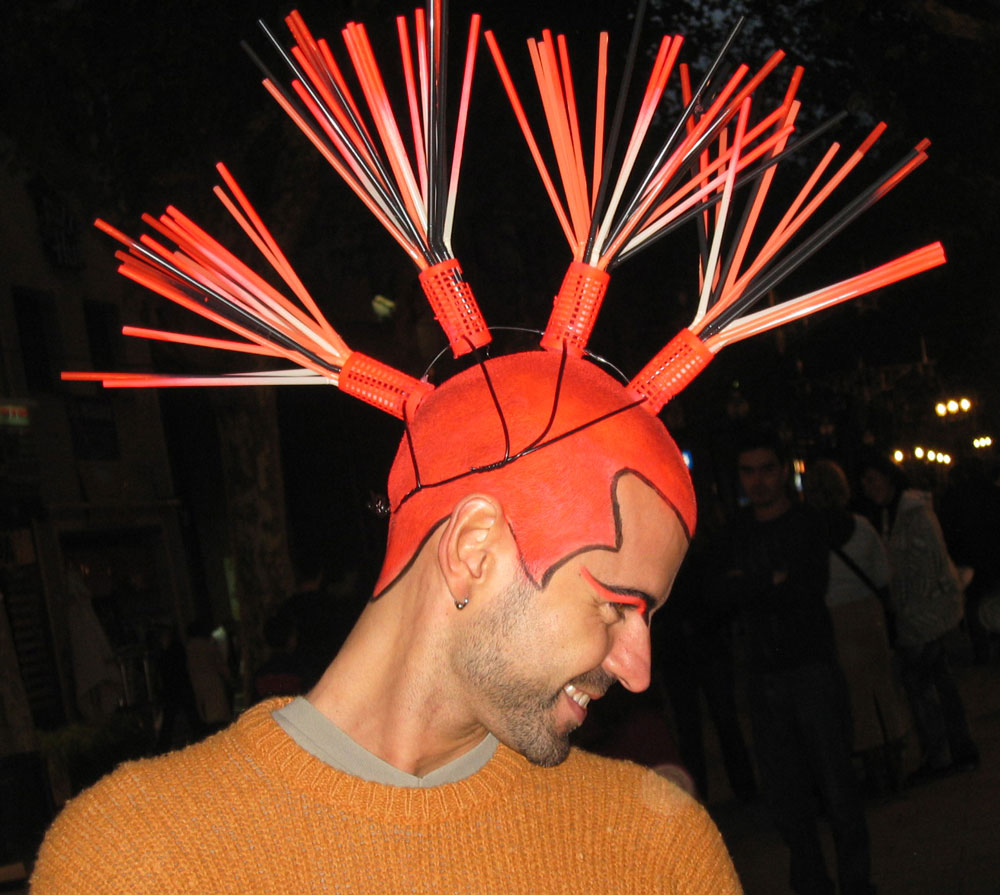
left=339, top=352, right=435, bottom=420
left=418, top=259, right=491, bottom=358
left=540, top=262, right=611, bottom=357
left=628, top=328, right=714, bottom=415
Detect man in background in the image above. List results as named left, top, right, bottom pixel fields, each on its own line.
left=713, top=431, right=872, bottom=895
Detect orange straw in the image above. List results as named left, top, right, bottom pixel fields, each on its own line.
left=121, top=327, right=284, bottom=356
left=264, top=79, right=426, bottom=268
left=444, top=14, right=482, bottom=250
left=591, top=33, right=608, bottom=212
left=706, top=243, right=946, bottom=349
left=484, top=29, right=576, bottom=249
left=396, top=15, right=429, bottom=203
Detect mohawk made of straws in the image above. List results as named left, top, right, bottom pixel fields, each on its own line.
left=66, top=2, right=945, bottom=590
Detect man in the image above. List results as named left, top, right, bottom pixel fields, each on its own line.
left=31, top=352, right=741, bottom=893
left=712, top=432, right=872, bottom=895
left=27, top=0, right=939, bottom=885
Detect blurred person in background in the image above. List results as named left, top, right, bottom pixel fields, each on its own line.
left=804, top=459, right=906, bottom=792
left=860, top=454, right=979, bottom=783
left=713, top=431, right=872, bottom=895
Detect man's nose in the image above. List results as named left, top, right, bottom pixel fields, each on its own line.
left=602, top=618, right=651, bottom=692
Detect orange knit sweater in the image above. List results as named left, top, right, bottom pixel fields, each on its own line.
left=31, top=699, right=742, bottom=894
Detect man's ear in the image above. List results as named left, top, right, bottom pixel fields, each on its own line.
left=436, top=494, right=513, bottom=601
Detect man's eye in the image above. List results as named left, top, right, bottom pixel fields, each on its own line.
left=604, top=598, right=647, bottom=624
left=610, top=594, right=647, bottom=618
left=581, top=566, right=649, bottom=621
left=607, top=601, right=628, bottom=620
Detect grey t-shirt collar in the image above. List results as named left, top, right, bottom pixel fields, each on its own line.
left=273, top=696, right=498, bottom=788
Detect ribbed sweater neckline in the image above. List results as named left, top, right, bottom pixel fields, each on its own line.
left=229, top=697, right=535, bottom=822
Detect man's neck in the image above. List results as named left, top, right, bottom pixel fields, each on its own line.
left=305, top=579, right=489, bottom=777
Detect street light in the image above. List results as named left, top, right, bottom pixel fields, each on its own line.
left=910, top=445, right=956, bottom=464
left=936, top=397, right=973, bottom=416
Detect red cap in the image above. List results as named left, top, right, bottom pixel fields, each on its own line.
left=374, top=350, right=695, bottom=596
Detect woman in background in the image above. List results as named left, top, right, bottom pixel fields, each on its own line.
left=805, top=459, right=907, bottom=791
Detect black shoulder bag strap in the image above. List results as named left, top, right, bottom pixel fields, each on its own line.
left=831, top=546, right=881, bottom=598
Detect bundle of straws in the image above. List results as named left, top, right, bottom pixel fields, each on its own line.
left=66, top=0, right=945, bottom=422
left=484, top=5, right=944, bottom=409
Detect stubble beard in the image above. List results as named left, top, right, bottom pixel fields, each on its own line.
left=453, top=574, right=613, bottom=768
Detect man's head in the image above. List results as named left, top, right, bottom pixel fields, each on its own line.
left=804, top=458, right=851, bottom=510
left=374, top=350, right=696, bottom=597
left=859, top=455, right=906, bottom=508
left=365, top=350, right=694, bottom=766
left=736, top=430, right=792, bottom=520
left=440, top=473, right=688, bottom=766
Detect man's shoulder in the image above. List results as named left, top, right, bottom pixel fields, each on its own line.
left=539, top=750, right=740, bottom=891
left=31, top=750, right=194, bottom=892
left=731, top=501, right=823, bottom=536
left=31, top=716, right=263, bottom=893
left=551, top=748, right=704, bottom=818
left=43, top=730, right=236, bottom=836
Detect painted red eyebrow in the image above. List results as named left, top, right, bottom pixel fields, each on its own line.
left=580, top=567, right=648, bottom=617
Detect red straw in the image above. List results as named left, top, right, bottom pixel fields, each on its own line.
left=529, top=33, right=587, bottom=248
left=707, top=243, right=946, bottom=349
left=286, top=10, right=379, bottom=162
left=557, top=34, right=589, bottom=226
left=484, top=29, right=576, bottom=248
left=720, top=123, right=888, bottom=311
left=716, top=70, right=803, bottom=301
left=146, top=208, right=329, bottom=354
left=96, top=373, right=333, bottom=388
left=316, top=37, right=377, bottom=147
left=597, top=63, right=751, bottom=266
left=873, top=142, right=929, bottom=198
left=444, top=14, right=482, bottom=249
left=415, top=8, right=430, bottom=142
left=397, top=15, right=429, bottom=203
left=264, top=79, right=426, bottom=267
left=591, top=33, right=608, bottom=212
left=341, top=22, right=427, bottom=239
left=121, top=326, right=284, bottom=356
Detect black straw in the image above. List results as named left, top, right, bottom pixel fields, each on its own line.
left=582, top=0, right=649, bottom=263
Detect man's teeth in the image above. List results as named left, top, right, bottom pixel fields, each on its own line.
left=564, top=684, right=590, bottom=708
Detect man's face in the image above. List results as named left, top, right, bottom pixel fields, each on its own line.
left=738, top=447, right=788, bottom=512
left=451, top=474, right=688, bottom=766
left=860, top=467, right=894, bottom=507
